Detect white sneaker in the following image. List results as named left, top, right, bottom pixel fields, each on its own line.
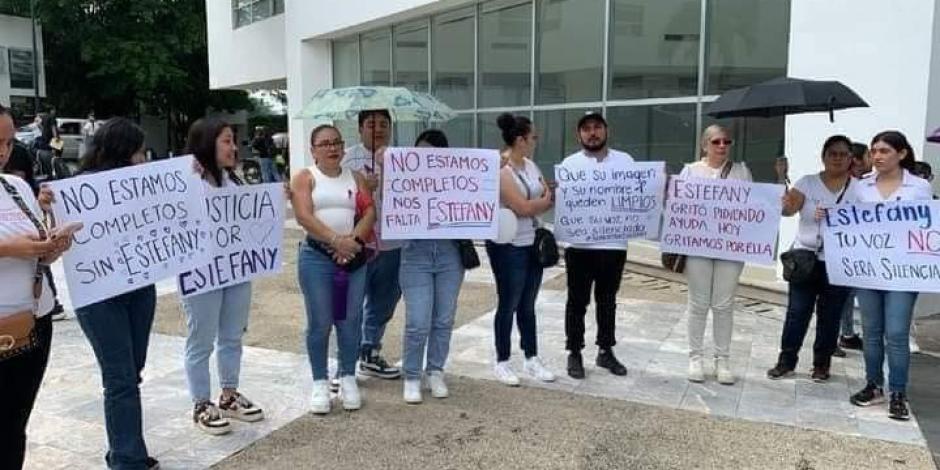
left=523, top=357, right=556, bottom=382
left=340, top=376, right=361, bottom=411
left=426, top=371, right=449, bottom=399
left=494, top=361, right=521, bottom=386
left=715, top=358, right=735, bottom=385
left=688, top=357, right=705, bottom=383
left=311, top=380, right=331, bottom=414
left=403, top=379, right=423, bottom=404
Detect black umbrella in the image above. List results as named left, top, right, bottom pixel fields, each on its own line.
left=706, top=77, right=868, bottom=122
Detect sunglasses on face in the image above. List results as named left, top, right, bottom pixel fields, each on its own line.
left=710, top=139, right=733, bottom=146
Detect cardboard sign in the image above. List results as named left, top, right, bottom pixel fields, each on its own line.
left=49, top=156, right=211, bottom=309
left=177, top=183, right=284, bottom=297
left=553, top=161, right=666, bottom=243
left=660, top=176, right=784, bottom=265
left=381, top=147, right=500, bottom=240
left=823, top=200, right=940, bottom=292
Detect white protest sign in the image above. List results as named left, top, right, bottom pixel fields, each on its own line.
left=381, top=147, right=500, bottom=240
left=823, top=200, right=940, bottom=292
left=660, top=176, right=784, bottom=265
left=49, top=156, right=211, bottom=309
left=177, top=183, right=284, bottom=297
left=553, top=161, right=666, bottom=243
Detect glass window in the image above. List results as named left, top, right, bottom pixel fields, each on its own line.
left=609, top=0, right=700, bottom=99
left=706, top=0, right=790, bottom=94
left=704, top=115, right=785, bottom=183
left=477, top=112, right=508, bottom=150
left=232, top=0, right=281, bottom=28
left=479, top=1, right=532, bottom=108
left=533, top=108, right=592, bottom=177
left=361, top=30, right=391, bottom=86
left=432, top=8, right=475, bottom=110
left=273, top=0, right=284, bottom=15
left=439, top=114, right=475, bottom=148
left=536, top=0, right=604, bottom=104
left=8, top=49, right=35, bottom=90
left=394, top=21, right=429, bottom=92
left=606, top=104, right=697, bottom=176
left=332, top=38, right=359, bottom=88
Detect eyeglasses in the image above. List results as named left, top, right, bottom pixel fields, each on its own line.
left=710, top=139, right=733, bottom=146
left=313, top=140, right=344, bottom=149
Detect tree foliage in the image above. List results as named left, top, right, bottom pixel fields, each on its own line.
left=0, top=0, right=252, bottom=147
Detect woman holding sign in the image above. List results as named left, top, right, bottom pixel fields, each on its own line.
left=682, top=125, right=752, bottom=385
left=849, top=131, right=931, bottom=420
left=180, top=118, right=264, bottom=435
left=292, top=125, right=375, bottom=414
left=396, top=129, right=467, bottom=404
left=485, top=114, right=556, bottom=386
left=767, top=135, right=854, bottom=383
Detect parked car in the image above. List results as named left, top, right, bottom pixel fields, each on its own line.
left=56, top=118, right=87, bottom=160
left=15, top=125, right=41, bottom=147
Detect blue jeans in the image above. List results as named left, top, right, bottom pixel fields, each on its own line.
left=360, top=248, right=402, bottom=355
left=486, top=241, right=542, bottom=362
left=297, top=242, right=365, bottom=380
left=76, top=285, right=156, bottom=470
left=259, top=158, right=281, bottom=183
left=400, top=240, right=464, bottom=380
left=777, top=261, right=849, bottom=369
left=182, top=282, right=252, bottom=403
left=841, top=290, right=857, bottom=337
left=856, top=289, right=917, bottom=393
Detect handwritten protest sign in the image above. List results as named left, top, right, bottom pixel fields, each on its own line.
left=178, top=183, right=284, bottom=297
left=660, top=177, right=784, bottom=265
left=553, top=161, right=666, bottom=243
left=381, top=147, right=499, bottom=240
left=49, top=156, right=211, bottom=309
left=823, top=200, right=940, bottom=292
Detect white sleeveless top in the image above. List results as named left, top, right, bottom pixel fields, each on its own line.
left=309, top=165, right=357, bottom=234
left=504, top=159, right=544, bottom=247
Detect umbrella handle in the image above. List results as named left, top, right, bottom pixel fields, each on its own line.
left=828, top=96, right=835, bottom=123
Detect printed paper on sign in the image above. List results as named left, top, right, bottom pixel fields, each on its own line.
left=48, top=156, right=211, bottom=309
left=381, top=147, right=500, bottom=240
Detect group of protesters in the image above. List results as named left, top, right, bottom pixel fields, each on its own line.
left=0, top=99, right=931, bottom=470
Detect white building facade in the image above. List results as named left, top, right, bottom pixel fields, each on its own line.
left=0, top=14, right=45, bottom=115
left=207, top=0, right=940, bottom=284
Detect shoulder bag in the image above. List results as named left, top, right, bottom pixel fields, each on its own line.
left=780, top=177, right=851, bottom=283
left=0, top=176, right=45, bottom=362
left=661, top=160, right=734, bottom=273
left=512, top=166, right=558, bottom=268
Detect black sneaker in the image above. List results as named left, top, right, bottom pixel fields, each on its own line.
left=850, top=383, right=885, bottom=407
left=567, top=352, right=585, bottom=379
left=766, top=363, right=795, bottom=380
left=49, top=302, right=67, bottom=321
left=359, top=350, right=401, bottom=379
left=596, top=349, right=627, bottom=376
left=839, top=334, right=863, bottom=351
left=810, top=366, right=830, bottom=383
left=147, top=456, right=160, bottom=470
left=832, top=347, right=847, bottom=358
left=889, top=392, right=910, bottom=421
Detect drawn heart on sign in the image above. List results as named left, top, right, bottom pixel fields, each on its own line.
left=248, top=223, right=275, bottom=244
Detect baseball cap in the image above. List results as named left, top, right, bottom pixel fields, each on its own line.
left=577, top=111, right=607, bottom=129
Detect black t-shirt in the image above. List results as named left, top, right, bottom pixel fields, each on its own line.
left=3, top=143, right=37, bottom=194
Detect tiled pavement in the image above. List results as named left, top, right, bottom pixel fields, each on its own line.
left=27, top=247, right=928, bottom=469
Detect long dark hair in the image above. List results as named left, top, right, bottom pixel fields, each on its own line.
left=871, top=130, right=916, bottom=172
left=80, top=118, right=145, bottom=172
left=184, top=118, right=239, bottom=186
left=415, top=129, right=449, bottom=148
left=497, top=113, right=532, bottom=147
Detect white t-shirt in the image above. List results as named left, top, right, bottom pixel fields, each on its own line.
left=851, top=169, right=933, bottom=203
left=559, top=149, right=636, bottom=251
left=790, top=174, right=855, bottom=258
left=342, top=143, right=401, bottom=251
left=503, top=159, right=545, bottom=247
left=679, top=159, right=753, bottom=181
left=0, top=175, right=54, bottom=318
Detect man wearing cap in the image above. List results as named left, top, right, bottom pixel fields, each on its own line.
left=559, top=112, right=631, bottom=379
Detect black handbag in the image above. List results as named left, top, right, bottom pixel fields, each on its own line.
left=780, top=177, right=851, bottom=283
left=510, top=167, right=558, bottom=268
left=456, top=240, right=481, bottom=270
